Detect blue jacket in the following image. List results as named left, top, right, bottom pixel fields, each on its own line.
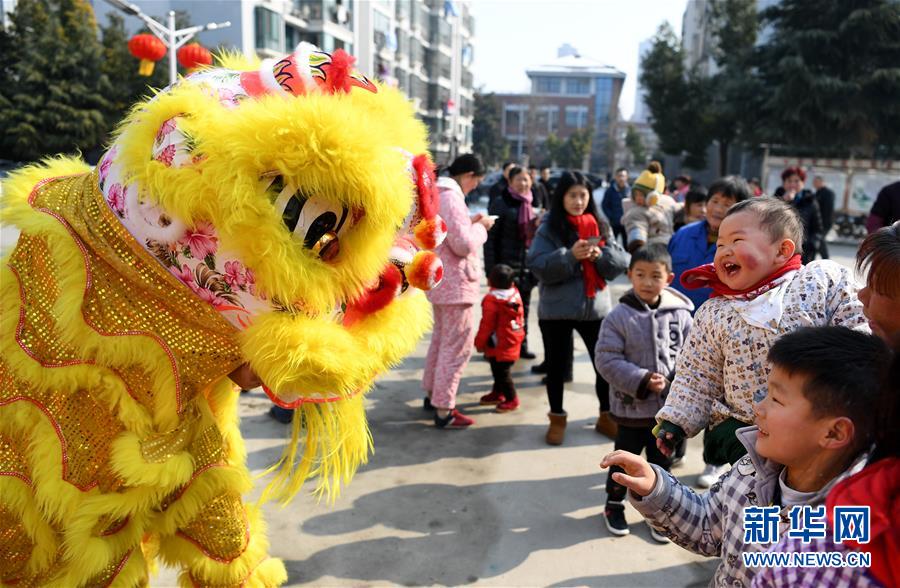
left=602, top=184, right=629, bottom=227
left=668, top=220, right=715, bottom=313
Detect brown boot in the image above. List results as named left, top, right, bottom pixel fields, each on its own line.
left=595, top=411, right=618, bottom=439
left=546, top=412, right=567, bottom=445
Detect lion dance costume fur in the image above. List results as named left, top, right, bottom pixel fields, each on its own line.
left=0, top=44, right=447, bottom=586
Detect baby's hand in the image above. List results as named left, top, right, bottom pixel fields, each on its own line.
left=656, top=433, right=675, bottom=457
left=600, top=450, right=658, bottom=497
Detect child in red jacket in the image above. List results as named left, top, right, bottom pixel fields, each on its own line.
left=475, top=264, right=526, bottom=412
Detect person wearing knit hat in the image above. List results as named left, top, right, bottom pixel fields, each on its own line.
left=621, top=162, right=680, bottom=253
left=631, top=161, right=666, bottom=198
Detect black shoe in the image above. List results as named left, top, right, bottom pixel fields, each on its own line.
left=423, top=396, right=434, bottom=411
left=520, top=349, right=537, bottom=360
left=530, top=362, right=547, bottom=374
left=268, top=405, right=294, bottom=424
left=604, top=501, right=630, bottom=536
left=541, top=373, right=574, bottom=384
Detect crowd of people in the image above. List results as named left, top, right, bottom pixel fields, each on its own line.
left=417, top=153, right=899, bottom=586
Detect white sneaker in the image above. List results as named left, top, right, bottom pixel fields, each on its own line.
left=696, top=463, right=726, bottom=488
left=648, top=522, right=670, bottom=543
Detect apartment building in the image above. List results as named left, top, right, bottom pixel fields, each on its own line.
left=88, top=0, right=475, bottom=163
left=495, top=45, right=625, bottom=172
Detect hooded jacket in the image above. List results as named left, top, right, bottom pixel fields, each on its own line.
left=474, top=287, right=526, bottom=362
left=427, top=176, right=488, bottom=306
left=630, top=427, right=869, bottom=588
left=595, top=287, right=694, bottom=426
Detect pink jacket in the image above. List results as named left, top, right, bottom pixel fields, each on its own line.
left=426, top=177, right=488, bottom=306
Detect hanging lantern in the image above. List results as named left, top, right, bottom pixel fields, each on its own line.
left=177, top=44, right=213, bottom=73
left=128, top=34, right=166, bottom=76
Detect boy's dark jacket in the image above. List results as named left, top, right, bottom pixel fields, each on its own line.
left=475, top=287, right=525, bottom=362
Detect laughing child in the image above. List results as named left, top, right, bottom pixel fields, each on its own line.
left=602, top=327, right=891, bottom=587
left=654, top=198, right=867, bottom=466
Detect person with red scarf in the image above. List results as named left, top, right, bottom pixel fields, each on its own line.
left=654, top=198, right=867, bottom=465
left=526, top=171, right=629, bottom=445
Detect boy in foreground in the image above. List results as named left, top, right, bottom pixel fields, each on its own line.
left=601, top=327, right=890, bottom=587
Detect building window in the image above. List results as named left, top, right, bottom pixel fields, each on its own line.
left=285, top=25, right=303, bottom=51
left=255, top=7, right=282, bottom=52
left=535, top=76, right=561, bottom=94
left=534, top=105, right=559, bottom=135
left=503, top=106, right=525, bottom=137
left=565, top=105, right=588, bottom=129
left=565, top=78, right=590, bottom=95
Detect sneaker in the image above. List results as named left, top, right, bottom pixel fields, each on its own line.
left=604, top=501, right=630, bottom=536
left=495, top=396, right=520, bottom=412
left=648, top=523, right=670, bottom=543
left=697, top=463, right=726, bottom=488
left=268, top=405, right=294, bottom=424
left=479, top=390, right=505, bottom=405
left=423, top=396, right=434, bottom=411
left=434, top=409, right=474, bottom=429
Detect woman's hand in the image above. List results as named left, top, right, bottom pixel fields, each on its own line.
left=600, top=450, right=658, bottom=497
left=573, top=239, right=602, bottom=261
left=471, top=213, right=495, bottom=230
left=571, top=239, right=593, bottom=260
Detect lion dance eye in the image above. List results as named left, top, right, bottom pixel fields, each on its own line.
left=268, top=176, right=349, bottom=261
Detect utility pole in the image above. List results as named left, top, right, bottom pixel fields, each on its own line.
left=104, top=0, right=231, bottom=86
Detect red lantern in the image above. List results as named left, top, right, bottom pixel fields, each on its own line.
left=177, top=44, right=213, bottom=72
left=128, top=34, right=166, bottom=76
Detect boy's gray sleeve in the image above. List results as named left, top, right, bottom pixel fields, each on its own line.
left=656, top=305, right=723, bottom=437
left=629, top=465, right=726, bottom=557
left=595, top=312, right=651, bottom=398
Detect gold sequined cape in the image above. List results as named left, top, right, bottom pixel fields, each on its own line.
left=0, top=171, right=287, bottom=586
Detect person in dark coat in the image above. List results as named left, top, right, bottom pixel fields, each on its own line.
left=485, top=165, right=538, bottom=358
left=488, top=161, right=516, bottom=204
left=529, top=165, right=549, bottom=210
left=602, top=167, right=629, bottom=248
left=867, top=180, right=900, bottom=233
left=812, top=175, right=835, bottom=259
left=774, top=166, right=823, bottom=264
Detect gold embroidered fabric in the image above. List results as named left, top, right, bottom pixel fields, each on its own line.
left=0, top=503, right=34, bottom=582
left=26, top=173, right=243, bottom=413
left=0, top=430, right=29, bottom=483
left=178, top=493, right=249, bottom=563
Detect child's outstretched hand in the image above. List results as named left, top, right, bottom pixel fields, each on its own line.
left=600, top=450, right=658, bottom=497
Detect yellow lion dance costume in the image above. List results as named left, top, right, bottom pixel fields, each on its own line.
left=0, top=45, right=446, bottom=586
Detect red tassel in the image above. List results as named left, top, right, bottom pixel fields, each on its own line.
left=343, top=263, right=403, bottom=326
left=411, top=153, right=438, bottom=220
left=325, top=48, right=356, bottom=94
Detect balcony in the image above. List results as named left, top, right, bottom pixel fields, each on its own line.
left=295, top=0, right=322, bottom=21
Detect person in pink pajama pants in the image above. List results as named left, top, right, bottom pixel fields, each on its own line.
left=423, top=154, right=495, bottom=429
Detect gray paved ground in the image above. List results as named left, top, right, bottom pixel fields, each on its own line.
left=0, top=221, right=860, bottom=586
